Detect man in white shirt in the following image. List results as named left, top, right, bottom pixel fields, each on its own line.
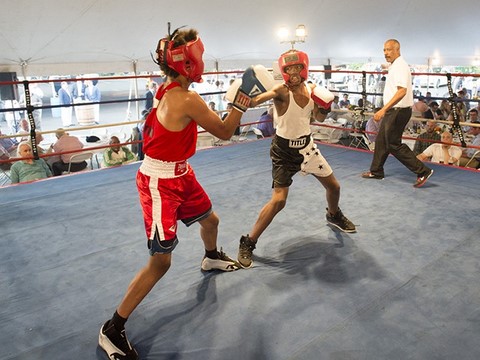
left=362, top=39, right=433, bottom=187
left=417, top=131, right=462, bottom=165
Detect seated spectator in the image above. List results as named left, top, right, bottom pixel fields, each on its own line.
left=465, top=109, right=478, bottom=131
left=339, top=93, right=350, bottom=108
left=0, top=129, right=19, bottom=157
left=413, top=120, right=441, bottom=155
left=412, top=96, right=429, bottom=115
left=49, top=128, right=87, bottom=176
left=417, top=131, right=462, bottom=166
left=208, top=101, right=217, bottom=112
left=16, top=119, right=30, bottom=141
left=459, top=122, right=480, bottom=168
left=222, top=103, right=240, bottom=136
left=256, top=106, right=275, bottom=137
left=423, top=101, right=442, bottom=120
left=327, top=95, right=340, bottom=120
left=10, top=141, right=52, bottom=184
left=103, top=136, right=137, bottom=167
left=438, top=99, right=451, bottom=120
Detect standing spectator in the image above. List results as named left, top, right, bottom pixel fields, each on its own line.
left=375, top=76, right=386, bottom=108
left=361, top=39, right=433, bottom=187
left=84, top=79, right=101, bottom=123
left=10, top=141, right=52, bottom=183
left=144, top=81, right=157, bottom=111
left=58, top=81, right=73, bottom=127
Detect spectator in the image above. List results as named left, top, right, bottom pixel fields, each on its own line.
left=413, top=119, right=441, bottom=155
left=459, top=122, right=480, bottom=168
left=417, top=131, right=462, bottom=165
left=16, top=119, right=30, bottom=141
left=84, top=79, right=101, bottom=123
left=49, top=128, right=87, bottom=176
left=374, top=76, right=386, bottom=108
left=221, top=102, right=240, bottom=136
left=463, top=108, right=479, bottom=132
left=58, top=81, right=74, bottom=127
left=10, top=141, right=52, bottom=183
left=412, top=96, right=428, bottom=115
left=102, top=136, right=137, bottom=167
left=339, top=93, right=350, bottom=108
left=19, top=83, right=44, bottom=130
left=145, top=81, right=157, bottom=111
left=256, top=106, right=275, bottom=137
left=438, top=99, right=451, bottom=120
left=327, top=95, right=341, bottom=120
left=423, top=101, right=441, bottom=120
left=425, top=91, right=432, bottom=105
left=208, top=101, right=217, bottom=112
left=0, top=129, right=18, bottom=157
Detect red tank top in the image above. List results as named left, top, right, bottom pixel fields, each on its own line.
left=142, top=82, right=197, bottom=161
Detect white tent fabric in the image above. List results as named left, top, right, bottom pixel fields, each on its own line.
left=0, top=0, right=478, bottom=76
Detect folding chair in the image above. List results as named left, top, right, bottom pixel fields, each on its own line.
left=252, top=127, right=264, bottom=139
left=232, top=125, right=251, bottom=142
left=464, top=150, right=480, bottom=169
left=65, top=151, right=94, bottom=174
left=0, top=167, right=11, bottom=186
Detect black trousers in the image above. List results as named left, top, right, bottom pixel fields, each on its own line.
left=52, top=160, right=87, bottom=176
left=370, top=107, right=430, bottom=177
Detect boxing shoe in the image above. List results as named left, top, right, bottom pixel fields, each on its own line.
left=326, top=208, right=356, bottom=233
left=201, top=249, right=241, bottom=271
left=98, top=321, right=139, bottom=360
left=237, top=235, right=256, bottom=268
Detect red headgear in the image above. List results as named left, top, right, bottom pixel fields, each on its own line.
left=278, top=50, right=309, bottom=83
left=159, top=34, right=205, bottom=83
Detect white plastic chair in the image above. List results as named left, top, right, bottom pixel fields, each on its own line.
left=65, top=151, right=94, bottom=174
left=252, top=127, right=264, bottom=138
left=464, top=150, right=480, bottom=168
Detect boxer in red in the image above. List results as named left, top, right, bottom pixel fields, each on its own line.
left=98, top=24, right=274, bottom=359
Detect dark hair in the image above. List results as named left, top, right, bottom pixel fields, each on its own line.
left=155, top=28, right=199, bottom=79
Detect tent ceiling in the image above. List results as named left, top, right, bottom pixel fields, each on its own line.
left=0, top=0, right=478, bottom=76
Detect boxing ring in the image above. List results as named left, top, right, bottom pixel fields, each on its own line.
left=1, top=138, right=479, bottom=360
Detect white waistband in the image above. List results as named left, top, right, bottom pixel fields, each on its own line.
left=139, top=156, right=189, bottom=179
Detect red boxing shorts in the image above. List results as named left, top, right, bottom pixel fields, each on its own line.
left=137, top=156, right=212, bottom=255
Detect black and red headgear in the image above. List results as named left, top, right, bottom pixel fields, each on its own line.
left=278, top=50, right=309, bottom=83
left=156, top=24, right=205, bottom=83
